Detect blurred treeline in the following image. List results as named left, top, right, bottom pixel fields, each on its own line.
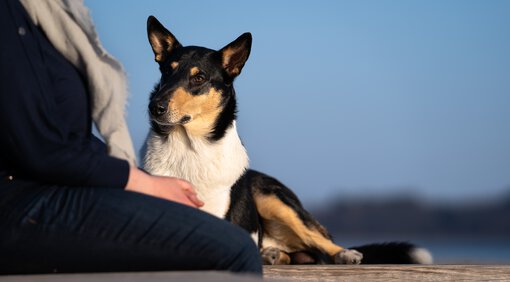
left=312, top=190, right=510, bottom=239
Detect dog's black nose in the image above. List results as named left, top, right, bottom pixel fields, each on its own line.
left=149, top=101, right=168, bottom=117
left=156, top=104, right=167, bottom=115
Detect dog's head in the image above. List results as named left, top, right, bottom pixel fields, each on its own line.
left=147, top=16, right=251, bottom=140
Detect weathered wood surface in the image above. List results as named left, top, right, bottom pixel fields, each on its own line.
left=264, top=265, right=510, bottom=281
left=1, top=265, right=510, bottom=281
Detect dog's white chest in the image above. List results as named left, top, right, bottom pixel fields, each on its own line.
left=143, top=123, right=248, bottom=219
left=199, top=187, right=232, bottom=217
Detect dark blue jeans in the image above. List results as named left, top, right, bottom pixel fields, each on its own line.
left=0, top=180, right=262, bottom=274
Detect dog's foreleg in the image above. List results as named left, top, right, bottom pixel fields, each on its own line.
left=261, top=247, right=291, bottom=265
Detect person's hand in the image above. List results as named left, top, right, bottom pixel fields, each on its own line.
left=125, top=167, right=204, bottom=208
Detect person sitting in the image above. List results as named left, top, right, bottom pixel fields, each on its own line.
left=0, top=0, right=262, bottom=275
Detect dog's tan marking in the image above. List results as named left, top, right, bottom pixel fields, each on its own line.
left=149, top=34, right=177, bottom=62
left=221, top=47, right=241, bottom=76
left=168, top=87, right=222, bottom=137
left=170, top=61, right=179, bottom=69
left=190, top=67, right=200, bottom=76
left=277, top=251, right=291, bottom=264
left=222, top=47, right=235, bottom=67
left=254, top=194, right=344, bottom=256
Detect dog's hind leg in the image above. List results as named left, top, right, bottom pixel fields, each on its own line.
left=254, top=192, right=362, bottom=264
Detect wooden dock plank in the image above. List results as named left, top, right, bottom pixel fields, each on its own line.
left=264, top=265, right=510, bottom=281
left=1, top=265, right=510, bottom=281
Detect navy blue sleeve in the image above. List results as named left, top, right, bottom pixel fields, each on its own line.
left=0, top=0, right=130, bottom=188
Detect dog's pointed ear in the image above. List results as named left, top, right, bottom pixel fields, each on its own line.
left=147, top=16, right=182, bottom=63
left=219, top=32, right=252, bottom=78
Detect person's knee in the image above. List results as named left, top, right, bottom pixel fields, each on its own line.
left=236, top=230, right=260, bottom=261
left=239, top=236, right=262, bottom=274
left=221, top=225, right=262, bottom=274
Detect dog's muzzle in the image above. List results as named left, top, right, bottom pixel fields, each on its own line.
left=149, top=100, right=192, bottom=128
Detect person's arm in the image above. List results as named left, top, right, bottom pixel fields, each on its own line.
left=0, top=1, right=128, bottom=188
left=125, top=167, right=204, bottom=208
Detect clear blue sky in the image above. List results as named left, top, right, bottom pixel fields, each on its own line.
left=86, top=0, right=510, bottom=205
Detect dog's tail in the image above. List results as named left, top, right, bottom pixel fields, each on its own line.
left=350, top=242, right=433, bottom=264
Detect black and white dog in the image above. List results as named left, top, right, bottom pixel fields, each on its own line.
left=143, top=16, right=432, bottom=265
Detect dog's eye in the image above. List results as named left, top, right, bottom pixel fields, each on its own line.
left=190, top=74, right=207, bottom=85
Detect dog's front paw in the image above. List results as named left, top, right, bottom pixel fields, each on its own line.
left=334, top=249, right=363, bottom=264
left=261, top=247, right=290, bottom=265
